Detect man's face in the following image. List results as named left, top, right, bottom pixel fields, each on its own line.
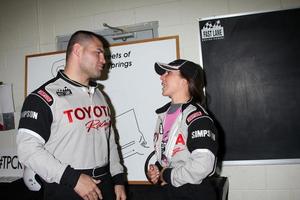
left=79, top=37, right=106, bottom=80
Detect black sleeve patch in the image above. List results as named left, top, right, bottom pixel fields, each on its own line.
left=187, top=117, right=218, bottom=155
left=18, top=94, right=53, bottom=142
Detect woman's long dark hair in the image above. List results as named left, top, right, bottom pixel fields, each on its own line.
left=181, top=65, right=207, bottom=107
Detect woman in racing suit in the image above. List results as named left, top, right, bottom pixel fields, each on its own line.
left=147, top=59, right=219, bottom=200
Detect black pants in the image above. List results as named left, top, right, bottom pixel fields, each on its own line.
left=43, top=173, right=116, bottom=200
left=161, top=179, right=218, bottom=200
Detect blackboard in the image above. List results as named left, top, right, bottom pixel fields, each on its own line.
left=199, top=8, right=300, bottom=164
left=25, top=36, right=179, bottom=182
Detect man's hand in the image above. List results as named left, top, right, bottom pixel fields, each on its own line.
left=74, top=174, right=102, bottom=200
left=115, top=185, right=126, bottom=200
left=147, top=164, right=160, bottom=184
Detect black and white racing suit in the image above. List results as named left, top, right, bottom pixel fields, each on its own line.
left=153, top=99, right=219, bottom=200
left=17, top=70, right=125, bottom=199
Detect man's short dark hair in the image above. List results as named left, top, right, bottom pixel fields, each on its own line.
left=66, top=30, right=102, bottom=62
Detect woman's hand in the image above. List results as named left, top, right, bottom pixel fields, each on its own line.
left=147, top=164, right=160, bottom=184
left=159, top=167, right=167, bottom=186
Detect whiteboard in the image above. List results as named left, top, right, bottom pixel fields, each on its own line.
left=25, top=36, right=179, bottom=183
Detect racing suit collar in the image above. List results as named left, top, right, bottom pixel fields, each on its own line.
left=58, top=70, right=97, bottom=88
left=156, top=98, right=194, bottom=114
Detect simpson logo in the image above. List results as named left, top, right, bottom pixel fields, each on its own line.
left=192, top=130, right=216, bottom=141
left=201, top=20, right=224, bottom=41
left=37, top=90, right=53, bottom=103
left=21, top=110, right=38, bottom=120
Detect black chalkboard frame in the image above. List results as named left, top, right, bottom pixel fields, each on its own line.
left=199, top=8, right=300, bottom=165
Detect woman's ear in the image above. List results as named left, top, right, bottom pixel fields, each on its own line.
left=181, top=78, right=189, bottom=87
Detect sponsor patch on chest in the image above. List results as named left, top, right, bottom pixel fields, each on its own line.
left=63, top=105, right=111, bottom=133
left=56, top=86, right=72, bottom=96
left=175, top=133, right=186, bottom=145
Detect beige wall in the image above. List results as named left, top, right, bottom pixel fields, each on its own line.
left=1, top=0, right=300, bottom=199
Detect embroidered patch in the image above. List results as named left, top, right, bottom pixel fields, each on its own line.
left=56, top=86, right=72, bottom=96
left=175, top=133, right=185, bottom=145
left=186, top=111, right=202, bottom=124
left=191, top=130, right=216, bottom=141
left=21, top=110, right=38, bottom=120
left=37, top=90, right=53, bottom=103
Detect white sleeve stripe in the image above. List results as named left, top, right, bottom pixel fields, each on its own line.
left=192, top=148, right=214, bottom=155
left=193, top=148, right=217, bottom=176
left=18, top=128, right=46, bottom=144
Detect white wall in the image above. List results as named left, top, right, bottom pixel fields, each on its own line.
left=0, top=0, right=300, bottom=199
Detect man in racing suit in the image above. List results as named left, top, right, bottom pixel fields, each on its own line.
left=148, top=59, right=219, bottom=200
left=17, top=30, right=126, bottom=200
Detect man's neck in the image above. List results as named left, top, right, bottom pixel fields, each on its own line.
left=64, top=65, right=89, bottom=86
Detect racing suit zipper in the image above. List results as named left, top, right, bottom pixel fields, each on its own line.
left=88, top=87, right=96, bottom=134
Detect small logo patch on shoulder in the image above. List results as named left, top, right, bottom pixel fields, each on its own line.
left=37, top=90, right=53, bottom=103
left=187, top=111, right=202, bottom=124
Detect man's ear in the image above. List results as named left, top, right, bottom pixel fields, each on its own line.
left=72, top=43, right=82, bottom=57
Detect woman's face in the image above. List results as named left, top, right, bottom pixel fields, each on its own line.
left=160, top=70, right=187, bottom=99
